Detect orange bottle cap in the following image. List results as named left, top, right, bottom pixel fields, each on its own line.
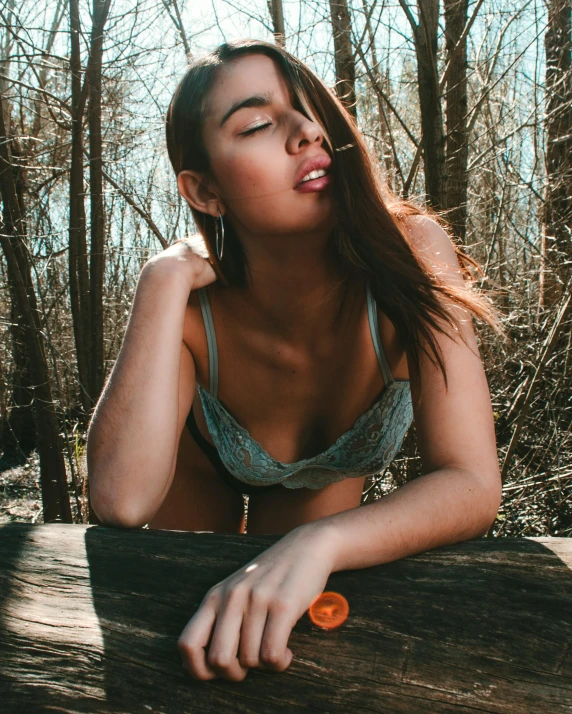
left=308, top=591, right=349, bottom=630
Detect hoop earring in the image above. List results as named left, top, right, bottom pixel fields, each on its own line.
left=214, top=211, right=224, bottom=261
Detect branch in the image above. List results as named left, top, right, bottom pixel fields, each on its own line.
left=501, top=284, right=572, bottom=482
left=397, top=0, right=417, bottom=33
left=440, top=0, right=486, bottom=92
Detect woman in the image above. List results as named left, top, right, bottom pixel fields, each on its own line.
left=87, top=39, right=505, bottom=683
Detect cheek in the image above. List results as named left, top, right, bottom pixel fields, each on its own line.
left=219, top=152, right=287, bottom=202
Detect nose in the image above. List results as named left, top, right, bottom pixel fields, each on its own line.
left=288, top=112, right=324, bottom=152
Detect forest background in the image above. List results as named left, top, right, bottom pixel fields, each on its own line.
left=0, top=0, right=570, bottom=537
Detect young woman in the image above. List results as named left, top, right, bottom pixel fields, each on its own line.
left=87, top=39, right=504, bottom=683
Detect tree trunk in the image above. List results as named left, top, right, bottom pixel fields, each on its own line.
left=269, top=0, right=285, bottom=47
left=88, top=0, right=106, bottom=402
left=443, top=0, right=469, bottom=242
left=0, top=1, right=36, bottom=454
left=69, top=0, right=92, bottom=416
left=329, top=0, right=357, bottom=120
left=70, top=0, right=113, bottom=524
left=362, top=0, right=395, bottom=184
left=415, top=0, right=446, bottom=209
left=5, top=169, right=36, bottom=454
left=0, top=95, right=72, bottom=524
left=541, top=0, right=572, bottom=309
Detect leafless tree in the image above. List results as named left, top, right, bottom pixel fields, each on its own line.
left=540, top=0, right=572, bottom=308
left=269, top=0, right=286, bottom=47
left=329, top=0, right=357, bottom=118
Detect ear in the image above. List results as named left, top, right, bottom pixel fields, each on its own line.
left=177, top=170, right=225, bottom=217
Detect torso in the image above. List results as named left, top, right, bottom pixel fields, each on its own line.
left=181, top=279, right=410, bottom=533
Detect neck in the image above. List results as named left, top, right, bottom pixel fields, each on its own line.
left=226, top=226, right=356, bottom=342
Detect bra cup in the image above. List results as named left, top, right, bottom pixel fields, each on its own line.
left=198, top=381, right=413, bottom=489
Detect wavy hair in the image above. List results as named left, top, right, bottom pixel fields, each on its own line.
left=165, top=38, right=505, bottom=396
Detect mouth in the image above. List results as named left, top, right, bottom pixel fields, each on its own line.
left=294, top=155, right=333, bottom=189
left=294, top=169, right=332, bottom=193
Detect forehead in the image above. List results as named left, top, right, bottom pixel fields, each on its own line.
left=205, top=54, right=292, bottom=127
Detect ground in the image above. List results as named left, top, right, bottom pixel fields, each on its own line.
left=0, top=449, right=43, bottom=524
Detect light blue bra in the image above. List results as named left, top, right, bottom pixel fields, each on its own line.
left=196, top=282, right=413, bottom=490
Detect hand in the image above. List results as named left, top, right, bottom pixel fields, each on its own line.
left=145, top=234, right=217, bottom=290
left=178, top=523, right=338, bottom=682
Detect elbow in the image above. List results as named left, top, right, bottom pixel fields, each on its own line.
left=92, top=502, right=144, bottom=530
left=89, top=477, right=147, bottom=530
left=92, top=502, right=147, bottom=530
left=475, top=476, right=503, bottom=537
left=87, top=443, right=149, bottom=530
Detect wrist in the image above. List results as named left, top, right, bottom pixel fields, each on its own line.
left=295, top=519, right=342, bottom=573
left=141, top=258, right=196, bottom=291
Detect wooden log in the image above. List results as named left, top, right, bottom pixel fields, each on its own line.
left=0, top=522, right=571, bottom=713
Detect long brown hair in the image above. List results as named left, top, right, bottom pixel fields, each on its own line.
left=165, top=38, right=505, bottom=396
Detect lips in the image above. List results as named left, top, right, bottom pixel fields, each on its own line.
left=294, top=155, right=332, bottom=187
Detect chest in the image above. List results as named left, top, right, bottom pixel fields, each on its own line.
left=187, top=292, right=407, bottom=465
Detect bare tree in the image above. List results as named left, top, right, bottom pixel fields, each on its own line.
left=541, top=0, right=572, bottom=308
left=0, top=93, right=72, bottom=523
left=88, top=0, right=107, bottom=405
left=269, top=0, right=286, bottom=47
left=444, top=0, right=469, bottom=241
left=329, top=0, right=357, bottom=119
left=399, top=0, right=446, bottom=208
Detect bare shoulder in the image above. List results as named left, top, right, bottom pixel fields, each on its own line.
left=401, top=214, right=464, bottom=288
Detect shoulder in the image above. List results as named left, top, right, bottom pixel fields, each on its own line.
left=401, top=214, right=464, bottom=289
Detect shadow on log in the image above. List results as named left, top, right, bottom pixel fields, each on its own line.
left=0, top=523, right=571, bottom=713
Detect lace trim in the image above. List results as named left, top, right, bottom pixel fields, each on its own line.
left=198, top=381, right=413, bottom=489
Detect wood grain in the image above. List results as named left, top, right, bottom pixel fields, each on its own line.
left=0, top=523, right=571, bottom=713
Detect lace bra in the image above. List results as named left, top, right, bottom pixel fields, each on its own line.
left=195, top=282, right=413, bottom=490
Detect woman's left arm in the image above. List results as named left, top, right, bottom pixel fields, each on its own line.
left=313, top=214, right=503, bottom=573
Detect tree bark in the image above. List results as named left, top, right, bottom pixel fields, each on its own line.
left=399, top=0, right=446, bottom=207
left=329, top=0, right=357, bottom=120
left=0, top=95, right=72, bottom=524
left=269, top=0, right=286, bottom=47
left=415, top=0, right=446, bottom=209
left=444, top=0, right=469, bottom=241
left=361, top=0, right=395, bottom=185
left=541, top=0, right=572, bottom=309
left=69, top=0, right=91, bottom=416
left=88, top=0, right=106, bottom=402
left=0, top=0, right=36, bottom=454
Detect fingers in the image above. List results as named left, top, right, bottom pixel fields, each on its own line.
left=205, top=594, right=249, bottom=682
left=257, top=600, right=295, bottom=672
left=179, top=589, right=295, bottom=682
left=178, top=601, right=219, bottom=681
left=238, top=594, right=270, bottom=669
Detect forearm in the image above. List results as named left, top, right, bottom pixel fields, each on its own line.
left=304, top=468, right=502, bottom=573
left=87, top=262, right=194, bottom=525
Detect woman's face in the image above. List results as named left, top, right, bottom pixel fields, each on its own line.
left=183, top=53, right=335, bottom=239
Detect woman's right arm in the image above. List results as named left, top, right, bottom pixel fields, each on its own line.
left=86, top=242, right=216, bottom=528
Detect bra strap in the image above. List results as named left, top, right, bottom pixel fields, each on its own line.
left=197, top=288, right=219, bottom=398
left=365, top=282, right=393, bottom=386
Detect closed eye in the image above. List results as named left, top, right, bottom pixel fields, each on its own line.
left=241, top=123, right=272, bottom=136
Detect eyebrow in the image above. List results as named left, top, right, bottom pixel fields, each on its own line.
left=219, top=91, right=275, bottom=128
